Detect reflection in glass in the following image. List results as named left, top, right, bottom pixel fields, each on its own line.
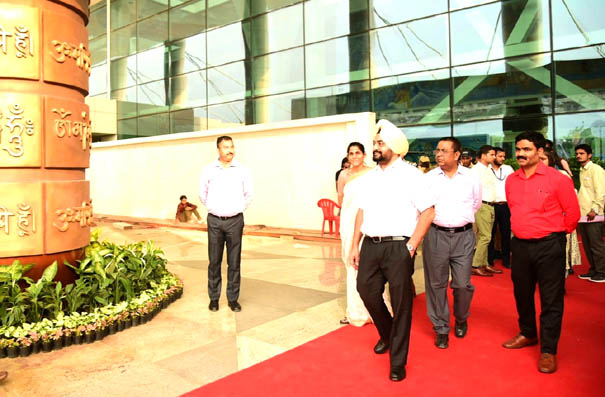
left=552, top=0, right=605, bottom=51
left=251, top=0, right=300, bottom=15
left=170, top=71, right=207, bottom=110
left=449, top=0, right=495, bottom=11
left=207, top=61, right=251, bottom=105
left=137, top=80, right=169, bottom=115
left=373, top=69, right=450, bottom=125
left=207, top=100, right=252, bottom=128
left=401, top=124, right=452, bottom=164
left=554, top=46, right=605, bottom=113
left=254, top=91, right=304, bottom=123
left=207, top=0, right=249, bottom=29
left=110, top=24, right=136, bottom=59
left=306, top=34, right=369, bottom=89
left=450, top=0, right=550, bottom=65
left=207, top=22, right=251, bottom=66
left=169, top=0, right=206, bottom=41
left=88, top=5, right=106, bottom=40
left=90, top=35, right=107, bottom=66
left=370, top=15, right=449, bottom=78
left=555, top=112, right=605, bottom=160
left=110, top=55, right=137, bottom=90
left=117, top=118, right=137, bottom=139
left=137, top=46, right=168, bottom=84
left=170, top=34, right=206, bottom=76
left=111, top=0, right=136, bottom=31
left=306, top=81, right=370, bottom=118
left=137, top=11, right=168, bottom=52
left=305, top=0, right=368, bottom=43
left=370, top=0, right=447, bottom=28
left=111, top=87, right=137, bottom=119
left=251, top=4, right=302, bottom=56
left=252, top=48, right=304, bottom=96
left=452, top=55, right=552, bottom=122
left=137, top=0, right=168, bottom=20
left=89, top=64, right=107, bottom=97
left=137, top=112, right=169, bottom=137
left=171, top=107, right=208, bottom=133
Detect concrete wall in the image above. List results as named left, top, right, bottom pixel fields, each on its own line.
left=88, top=112, right=376, bottom=230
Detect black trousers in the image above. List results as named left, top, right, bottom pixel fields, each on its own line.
left=357, top=237, right=414, bottom=369
left=577, top=222, right=605, bottom=274
left=511, top=232, right=566, bottom=354
left=488, top=203, right=511, bottom=267
left=207, top=213, right=244, bottom=302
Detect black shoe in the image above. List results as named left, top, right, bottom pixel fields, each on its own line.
left=579, top=271, right=596, bottom=280
left=389, top=366, right=406, bottom=382
left=208, top=300, right=219, bottom=311
left=435, top=334, right=448, bottom=349
left=339, top=318, right=350, bottom=325
left=373, top=339, right=389, bottom=354
left=589, top=273, right=605, bottom=283
left=228, top=301, right=242, bottom=312
left=454, top=321, right=468, bottom=338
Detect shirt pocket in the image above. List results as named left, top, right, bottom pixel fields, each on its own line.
left=539, top=189, right=559, bottom=213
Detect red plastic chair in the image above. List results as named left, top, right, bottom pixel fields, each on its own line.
left=317, top=199, right=341, bottom=236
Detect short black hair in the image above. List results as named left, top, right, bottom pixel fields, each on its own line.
left=478, top=145, right=495, bottom=157
left=217, top=135, right=233, bottom=147
left=347, top=141, right=365, bottom=154
left=180, top=195, right=187, bottom=200
left=438, top=137, right=462, bottom=154
left=340, top=157, right=348, bottom=167
left=515, top=131, right=546, bottom=149
left=494, top=146, right=505, bottom=154
left=575, top=143, right=592, bottom=155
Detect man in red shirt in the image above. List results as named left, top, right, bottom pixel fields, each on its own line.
left=503, top=132, right=580, bottom=374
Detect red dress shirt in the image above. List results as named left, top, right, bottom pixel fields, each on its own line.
left=505, top=162, right=580, bottom=239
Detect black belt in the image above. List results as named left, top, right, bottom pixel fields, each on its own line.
left=209, top=213, right=241, bottom=220
left=431, top=223, right=472, bottom=233
left=364, top=235, right=409, bottom=243
left=513, top=232, right=565, bottom=243
left=482, top=201, right=494, bottom=206
left=493, top=201, right=507, bottom=205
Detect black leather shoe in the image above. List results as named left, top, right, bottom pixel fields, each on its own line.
left=455, top=321, right=468, bottom=338
left=228, top=301, right=241, bottom=312
left=208, top=300, right=219, bottom=311
left=435, top=334, right=448, bottom=349
left=389, top=366, right=406, bottom=382
left=373, top=340, right=389, bottom=354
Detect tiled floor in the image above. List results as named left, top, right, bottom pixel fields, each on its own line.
left=1, top=221, right=426, bottom=397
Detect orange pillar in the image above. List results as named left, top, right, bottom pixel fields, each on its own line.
left=0, top=0, right=92, bottom=283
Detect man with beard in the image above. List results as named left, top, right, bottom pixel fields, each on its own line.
left=200, top=135, right=253, bottom=312
left=503, top=132, right=580, bottom=373
left=488, top=147, right=514, bottom=268
left=349, top=119, right=435, bottom=381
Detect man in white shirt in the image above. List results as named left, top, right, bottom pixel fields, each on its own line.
left=349, top=119, right=435, bottom=382
left=423, top=137, right=481, bottom=349
left=488, top=147, right=515, bottom=269
left=200, top=136, right=254, bottom=312
left=471, top=145, right=502, bottom=276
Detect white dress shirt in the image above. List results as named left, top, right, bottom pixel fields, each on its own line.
left=425, top=165, right=482, bottom=227
left=357, top=158, right=434, bottom=237
left=199, top=159, right=254, bottom=217
left=471, top=161, right=496, bottom=202
left=490, top=164, right=514, bottom=202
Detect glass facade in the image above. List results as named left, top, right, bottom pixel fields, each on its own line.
left=90, top=0, right=605, bottom=160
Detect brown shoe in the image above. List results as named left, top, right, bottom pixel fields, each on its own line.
left=538, top=353, right=557, bottom=373
left=472, top=267, right=493, bottom=277
left=502, top=334, right=538, bottom=349
left=485, top=265, right=503, bottom=274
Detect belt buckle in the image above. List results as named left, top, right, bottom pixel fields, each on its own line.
left=371, top=236, right=382, bottom=243
left=446, top=227, right=455, bottom=233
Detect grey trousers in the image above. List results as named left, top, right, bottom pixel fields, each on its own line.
left=207, top=213, right=244, bottom=302
left=577, top=222, right=605, bottom=274
left=423, top=226, right=476, bottom=335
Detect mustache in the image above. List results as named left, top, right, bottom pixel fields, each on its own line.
left=516, top=155, right=527, bottom=161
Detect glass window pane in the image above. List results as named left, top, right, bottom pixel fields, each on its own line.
left=137, top=46, right=169, bottom=84
left=251, top=4, right=302, bottom=56
left=253, top=48, right=304, bottom=96
left=450, top=0, right=550, bottom=66
left=555, top=112, right=605, bottom=161
left=449, top=0, right=495, bottom=11
left=171, top=107, right=208, bottom=133
left=90, top=63, right=107, bottom=96
left=452, top=54, right=552, bottom=122
left=207, top=100, right=253, bottom=128
left=117, top=118, right=137, bottom=139
left=207, top=22, right=251, bottom=66
left=552, top=0, right=605, bottom=51
left=111, top=0, right=136, bottom=31
left=373, top=69, right=451, bottom=125
left=137, top=11, right=168, bottom=52
left=554, top=46, right=605, bottom=113
left=110, top=55, right=137, bottom=90
left=370, top=0, right=447, bottom=28
left=170, top=34, right=206, bottom=76
left=110, top=24, right=136, bottom=59
left=403, top=124, right=451, bottom=164
left=137, top=112, right=169, bottom=137
left=306, top=81, right=370, bottom=118
left=370, top=15, right=449, bottom=78
left=305, top=34, right=369, bottom=89
left=90, top=35, right=107, bottom=66
left=305, top=0, right=368, bottom=43
left=207, top=0, right=250, bottom=29
left=254, top=91, right=305, bottom=123
left=111, top=87, right=137, bottom=119
left=252, top=0, right=300, bottom=16
left=89, top=5, right=106, bottom=40
left=169, top=0, right=207, bottom=41
left=170, top=71, right=207, bottom=109
left=207, top=61, right=251, bottom=104
left=138, top=0, right=168, bottom=20
left=137, top=80, right=169, bottom=115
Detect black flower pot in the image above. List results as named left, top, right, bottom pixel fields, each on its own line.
left=125, top=319, right=132, bottom=329
left=161, top=300, right=168, bottom=309
left=132, top=316, right=140, bottom=326
left=85, top=332, right=95, bottom=344
left=7, top=346, right=19, bottom=358
left=32, top=340, right=42, bottom=353
left=95, top=329, right=105, bottom=341
left=117, top=320, right=125, bottom=332
left=53, top=337, right=63, bottom=350
left=64, top=334, right=73, bottom=347
left=19, top=345, right=32, bottom=357
left=0, top=347, right=7, bottom=358
left=108, top=323, right=117, bottom=335
left=74, top=334, right=84, bottom=345
left=42, top=341, right=53, bottom=353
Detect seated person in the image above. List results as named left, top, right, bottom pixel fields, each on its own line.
left=175, top=195, right=203, bottom=224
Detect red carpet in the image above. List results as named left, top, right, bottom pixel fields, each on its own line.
left=184, top=261, right=605, bottom=396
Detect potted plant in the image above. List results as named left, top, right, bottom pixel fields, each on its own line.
left=84, top=323, right=96, bottom=344
left=5, top=339, right=19, bottom=358
left=0, top=339, right=9, bottom=358
left=51, top=328, right=64, bottom=350
left=17, top=336, right=32, bottom=357
left=74, top=325, right=86, bottom=345
left=40, top=332, right=53, bottom=353
left=29, top=330, right=41, bottom=353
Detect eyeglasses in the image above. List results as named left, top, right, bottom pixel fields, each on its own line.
left=433, top=149, right=452, bottom=155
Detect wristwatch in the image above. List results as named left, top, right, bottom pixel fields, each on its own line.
left=406, top=243, right=415, bottom=252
